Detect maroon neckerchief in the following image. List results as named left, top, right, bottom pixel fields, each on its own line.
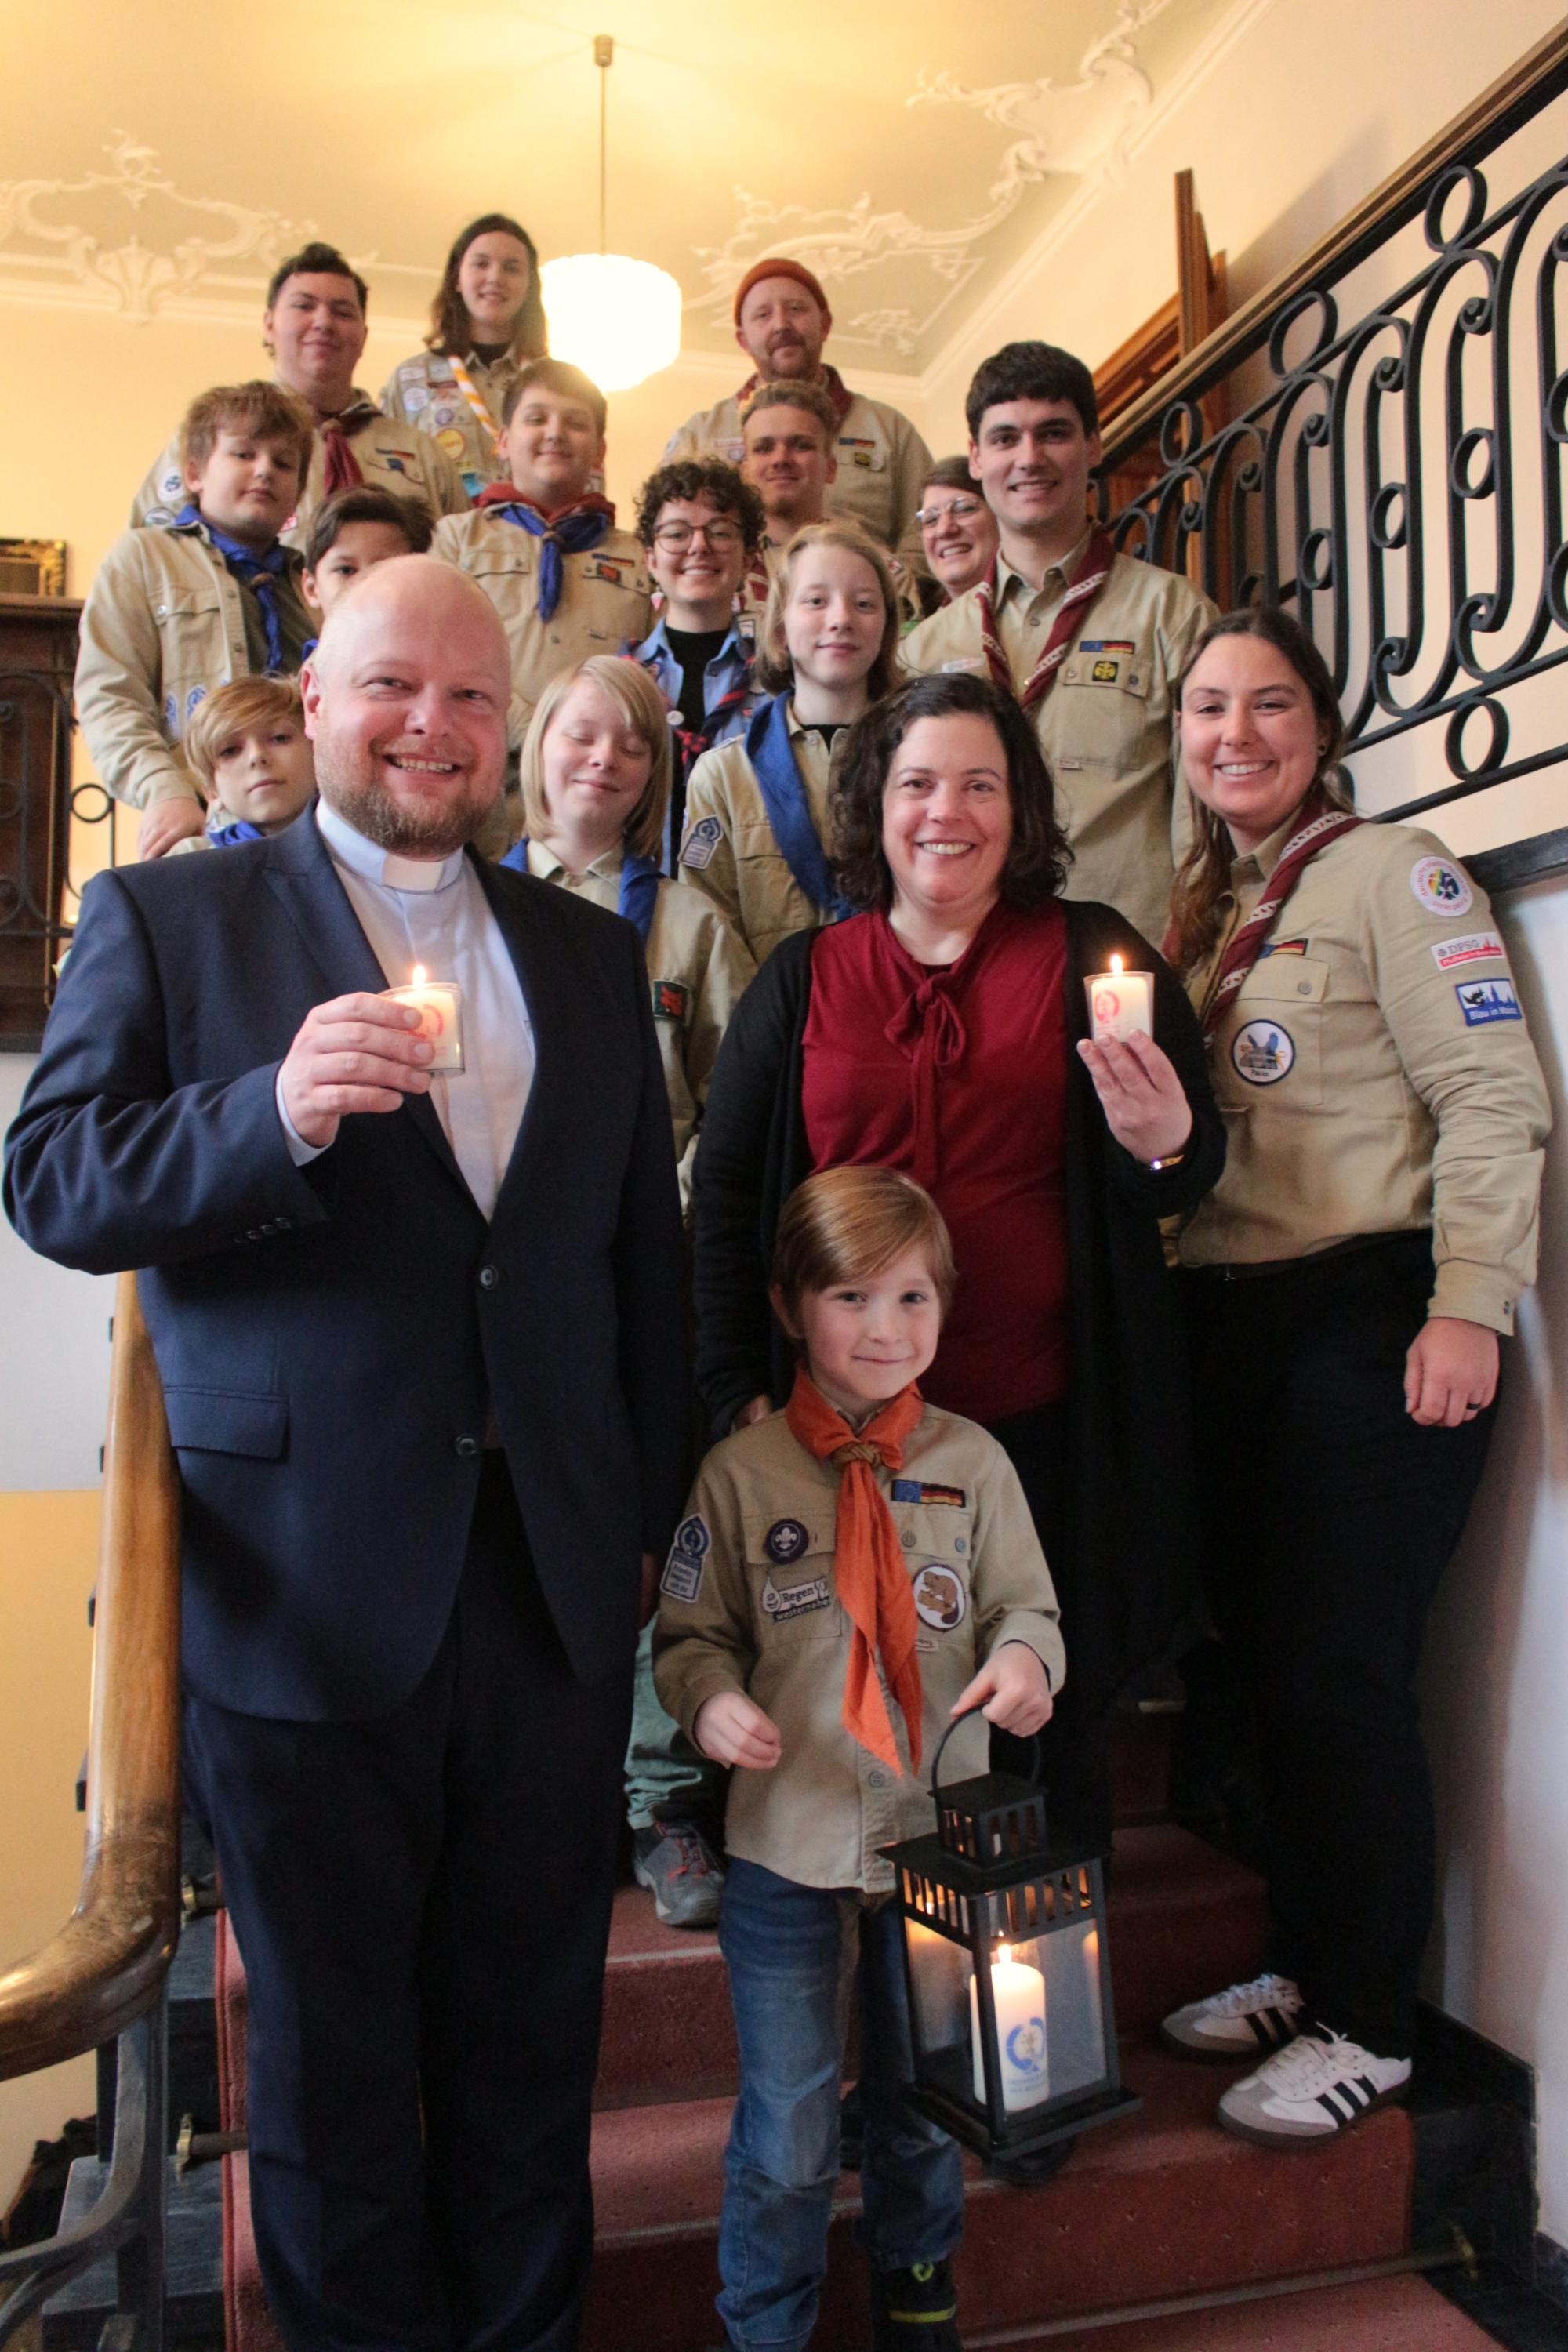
left=673, top=670, right=755, bottom=779
left=474, top=483, right=617, bottom=528
left=977, top=527, right=1116, bottom=715
left=1195, top=789, right=1363, bottom=1039
left=318, top=399, right=380, bottom=497
left=734, top=361, right=855, bottom=431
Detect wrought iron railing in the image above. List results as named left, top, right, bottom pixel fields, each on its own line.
left=1099, top=21, right=1568, bottom=839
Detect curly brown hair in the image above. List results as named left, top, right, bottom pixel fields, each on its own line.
left=830, top=671, right=1070, bottom=914
left=633, top=459, right=764, bottom=556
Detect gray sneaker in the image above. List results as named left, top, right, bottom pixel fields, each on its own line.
left=1218, top=2028, right=1411, bottom=2146
left=1162, top=1971, right=1304, bottom=2062
left=633, top=1820, right=723, bottom=1929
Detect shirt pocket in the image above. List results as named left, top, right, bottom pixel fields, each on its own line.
left=741, top=1509, right=843, bottom=1647
left=1226, top=955, right=1330, bottom=1109
left=1054, top=643, right=1153, bottom=771
left=836, top=430, right=888, bottom=476
left=891, top=1501, right=977, bottom=1652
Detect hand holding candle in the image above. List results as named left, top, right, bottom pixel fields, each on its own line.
left=278, top=989, right=437, bottom=1152
left=1085, top=953, right=1153, bottom=1044
left=1076, top=958, right=1194, bottom=1166
left=383, top=965, right=464, bottom=1073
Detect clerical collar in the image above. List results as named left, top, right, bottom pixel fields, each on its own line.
left=316, top=799, right=466, bottom=892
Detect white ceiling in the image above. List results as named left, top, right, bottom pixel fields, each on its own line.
left=1, top=0, right=1240, bottom=376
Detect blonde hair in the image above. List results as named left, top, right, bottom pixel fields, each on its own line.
left=183, top=677, right=307, bottom=792
left=177, top=380, right=314, bottom=491
left=772, top=1167, right=956, bottom=1319
left=754, top=519, right=904, bottom=698
left=519, top=656, right=673, bottom=865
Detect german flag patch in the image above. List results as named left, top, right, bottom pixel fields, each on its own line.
left=891, top=1479, right=966, bottom=1508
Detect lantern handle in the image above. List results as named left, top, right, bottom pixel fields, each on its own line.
left=927, top=1701, right=1042, bottom=1798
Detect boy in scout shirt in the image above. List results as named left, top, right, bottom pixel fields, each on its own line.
left=737, top=382, right=840, bottom=615
left=1160, top=610, right=1548, bottom=2148
left=663, top=256, right=932, bottom=577
left=655, top=1165, right=1062, bottom=2352
left=78, top=380, right=315, bottom=858
left=131, top=242, right=470, bottom=544
left=903, top=341, right=1215, bottom=944
left=173, top=676, right=315, bottom=849
left=431, top=359, right=652, bottom=726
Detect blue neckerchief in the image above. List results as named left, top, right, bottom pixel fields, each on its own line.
left=500, top=839, right=660, bottom=946
left=210, top=819, right=268, bottom=847
left=301, top=635, right=319, bottom=663
left=483, top=499, right=613, bottom=622
left=745, top=695, right=851, bottom=920
left=176, top=503, right=292, bottom=673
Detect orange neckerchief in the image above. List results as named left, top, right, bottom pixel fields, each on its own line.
left=784, top=1365, right=926, bottom=1777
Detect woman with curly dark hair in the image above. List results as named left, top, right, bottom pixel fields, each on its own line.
left=379, top=213, right=548, bottom=497
left=691, top=668, right=1225, bottom=1860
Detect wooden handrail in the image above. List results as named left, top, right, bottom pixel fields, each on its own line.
left=1099, top=15, right=1568, bottom=471
left=0, top=1272, right=182, bottom=2081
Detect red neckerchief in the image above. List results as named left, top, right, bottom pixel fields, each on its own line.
left=474, top=485, right=617, bottom=528
left=1195, top=789, right=1363, bottom=1039
left=734, top=361, right=855, bottom=431
left=977, top=527, right=1116, bottom=714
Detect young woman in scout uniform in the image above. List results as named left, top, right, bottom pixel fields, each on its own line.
left=1160, top=608, right=1549, bottom=2146
left=381, top=214, right=548, bottom=498
left=502, top=654, right=755, bottom=1933
left=655, top=1164, right=1061, bottom=2352
left=680, top=519, right=902, bottom=966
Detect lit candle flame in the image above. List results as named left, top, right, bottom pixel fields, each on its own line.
left=996, top=1943, right=1012, bottom=1966
left=410, top=964, right=427, bottom=987
left=1109, top=954, right=1123, bottom=977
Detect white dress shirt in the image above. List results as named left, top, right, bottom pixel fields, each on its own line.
left=276, top=801, right=534, bottom=1220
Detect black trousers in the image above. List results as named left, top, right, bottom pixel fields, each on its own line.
left=1184, top=1235, right=1495, bottom=2057
left=183, top=1455, right=633, bottom=2352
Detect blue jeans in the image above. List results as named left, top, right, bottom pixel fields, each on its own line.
left=717, top=1858, right=964, bottom=2352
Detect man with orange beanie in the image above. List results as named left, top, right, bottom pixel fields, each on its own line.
left=663, top=257, right=932, bottom=580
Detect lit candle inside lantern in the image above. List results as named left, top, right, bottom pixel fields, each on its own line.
left=383, top=964, right=464, bottom=1073
left=970, top=1943, right=1050, bottom=2112
left=1085, top=953, right=1154, bottom=1045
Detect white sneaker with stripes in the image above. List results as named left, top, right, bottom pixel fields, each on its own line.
left=1161, top=1972, right=1304, bottom=2061
left=1218, top=2029, right=1412, bottom=2145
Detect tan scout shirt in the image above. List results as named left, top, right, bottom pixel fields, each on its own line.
left=1178, top=818, right=1550, bottom=1334
left=379, top=349, right=520, bottom=498
left=666, top=384, right=933, bottom=574
left=430, top=512, right=652, bottom=713
left=524, top=843, right=756, bottom=1207
left=654, top=1403, right=1064, bottom=1891
left=680, top=700, right=842, bottom=966
left=131, top=390, right=470, bottom=545
left=903, top=543, right=1215, bottom=945
left=75, top=523, right=311, bottom=811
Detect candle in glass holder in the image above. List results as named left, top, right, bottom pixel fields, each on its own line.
left=383, top=964, right=464, bottom=1073
left=1085, top=953, right=1153, bottom=1045
left=970, top=1943, right=1050, bottom=2112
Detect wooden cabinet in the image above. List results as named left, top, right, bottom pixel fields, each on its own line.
left=0, top=594, right=83, bottom=1051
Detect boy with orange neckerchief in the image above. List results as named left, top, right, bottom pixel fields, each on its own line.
left=655, top=1167, right=1062, bottom=2352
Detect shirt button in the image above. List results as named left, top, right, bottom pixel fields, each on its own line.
left=479, top=1265, right=500, bottom=1290
left=954, top=1536, right=967, bottom=1554
left=1298, top=981, right=1312, bottom=996
left=455, top=1436, right=481, bottom=1459
left=867, top=1769, right=887, bottom=1790
left=902, top=1531, right=916, bottom=1549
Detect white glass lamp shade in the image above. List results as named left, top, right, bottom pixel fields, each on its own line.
left=540, top=253, right=683, bottom=393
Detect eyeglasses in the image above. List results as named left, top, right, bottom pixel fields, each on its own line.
left=916, top=496, right=986, bottom=528
left=652, top=521, right=743, bottom=550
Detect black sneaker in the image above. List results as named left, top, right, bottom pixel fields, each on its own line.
left=632, top=1820, right=723, bottom=1929
left=870, top=2256, right=960, bottom=2350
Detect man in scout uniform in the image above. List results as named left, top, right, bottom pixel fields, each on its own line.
left=630, top=458, right=766, bottom=867
left=663, top=256, right=932, bottom=577
left=131, top=242, right=470, bottom=544
left=903, top=342, right=1215, bottom=945
left=736, top=382, right=839, bottom=617
left=430, top=358, right=652, bottom=727
left=78, top=380, right=315, bottom=858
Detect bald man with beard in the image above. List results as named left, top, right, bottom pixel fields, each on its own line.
left=5, top=557, right=687, bottom=2352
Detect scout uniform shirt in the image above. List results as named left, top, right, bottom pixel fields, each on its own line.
left=653, top=1402, right=1064, bottom=1890
left=131, top=391, right=471, bottom=546
left=903, top=539, right=1216, bottom=946
left=74, top=521, right=312, bottom=815
left=665, top=384, right=933, bottom=575
left=523, top=841, right=756, bottom=1207
left=680, top=701, right=844, bottom=966
left=430, top=510, right=652, bottom=714
left=379, top=349, right=521, bottom=498
left=1178, top=818, right=1550, bottom=1334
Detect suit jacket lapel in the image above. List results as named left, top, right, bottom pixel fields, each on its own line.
left=263, top=811, right=469, bottom=1196
left=473, top=854, right=558, bottom=1235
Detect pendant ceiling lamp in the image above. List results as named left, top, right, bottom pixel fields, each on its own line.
left=541, top=35, right=683, bottom=394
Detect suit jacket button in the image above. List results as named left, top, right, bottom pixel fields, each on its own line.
left=479, top=1264, right=500, bottom=1290
left=455, top=1436, right=481, bottom=1459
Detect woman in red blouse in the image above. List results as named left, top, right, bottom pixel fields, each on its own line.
left=692, top=671, right=1224, bottom=1853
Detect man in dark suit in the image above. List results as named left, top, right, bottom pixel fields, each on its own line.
left=5, top=559, right=688, bottom=2352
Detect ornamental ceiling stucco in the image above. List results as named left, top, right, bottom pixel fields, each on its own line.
left=0, top=0, right=1243, bottom=376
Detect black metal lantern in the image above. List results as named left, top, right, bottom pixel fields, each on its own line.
left=884, top=1710, right=1139, bottom=2160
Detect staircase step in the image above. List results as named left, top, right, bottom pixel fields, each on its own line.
left=42, top=2154, right=223, bottom=2348
left=578, top=2036, right=1413, bottom=2352
left=597, top=1824, right=1266, bottom=2107
left=983, top=2271, right=1501, bottom=2348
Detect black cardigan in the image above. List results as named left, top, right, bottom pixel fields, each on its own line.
left=691, top=899, right=1226, bottom=1710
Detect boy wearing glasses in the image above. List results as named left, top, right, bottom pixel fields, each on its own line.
left=633, top=459, right=767, bottom=866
